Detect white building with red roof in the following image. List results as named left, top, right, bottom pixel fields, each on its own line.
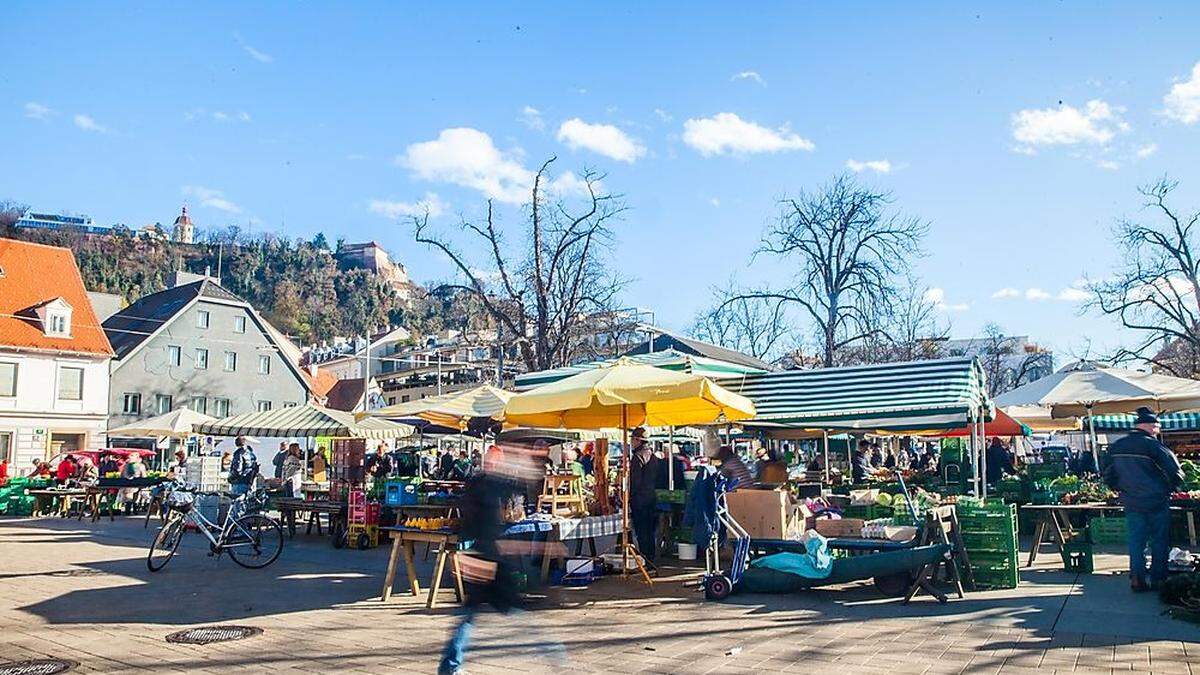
left=0, top=239, right=115, bottom=471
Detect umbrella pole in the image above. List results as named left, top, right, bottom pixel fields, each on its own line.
left=667, top=426, right=675, bottom=491
left=1087, top=406, right=1099, bottom=470
left=822, top=430, right=829, bottom=484
left=622, top=405, right=629, bottom=577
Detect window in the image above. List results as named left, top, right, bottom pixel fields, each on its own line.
left=0, top=362, right=16, bottom=397
left=401, top=395, right=410, bottom=403
left=47, top=312, right=70, bottom=336
left=195, top=348, right=208, bottom=369
left=189, top=395, right=207, bottom=414
left=168, top=345, right=182, bottom=367
left=0, top=431, right=10, bottom=464
left=233, top=316, right=247, bottom=333
left=122, top=393, right=141, bottom=415
left=212, top=398, right=230, bottom=417
left=58, top=367, right=84, bottom=400
left=155, top=394, right=173, bottom=415
left=283, top=401, right=298, bottom=408
left=258, top=355, right=271, bottom=375
left=196, top=310, right=210, bottom=329
left=223, top=351, right=237, bottom=372
left=256, top=400, right=272, bottom=412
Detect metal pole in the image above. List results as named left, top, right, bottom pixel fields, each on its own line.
left=667, top=426, right=675, bottom=491
left=437, top=358, right=443, bottom=396
left=980, top=416, right=988, bottom=500
left=1087, top=406, right=1099, bottom=470
left=822, top=430, right=830, bottom=484
left=361, top=331, right=372, bottom=413
left=621, top=404, right=630, bottom=576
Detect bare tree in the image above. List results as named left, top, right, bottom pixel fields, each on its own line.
left=847, top=276, right=948, bottom=364
left=690, top=281, right=789, bottom=363
left=412, top=157, right=627, bottom=371
left=0, top=199, right=28, bottom=234
left=977, top=323, right=1052, bottom=396
left=728, top=174, right=927, bottom=367
left=1089, top=178, right=1200, bottom=376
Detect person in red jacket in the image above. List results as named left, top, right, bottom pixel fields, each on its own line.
left=55, top=455, right=78, bottom=484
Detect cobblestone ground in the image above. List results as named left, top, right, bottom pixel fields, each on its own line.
left=1, top=516, right=1198, bottom=674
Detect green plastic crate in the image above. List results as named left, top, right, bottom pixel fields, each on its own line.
left=1028, top=462, right=1068, bottom=480
left=655, top=489, right=687, bottom=505
left=1089, top=516, right=1127, bottom=545
left=1061, top=540, right=1094, bottom=573
left=961, top=530, right=1018, bottom=552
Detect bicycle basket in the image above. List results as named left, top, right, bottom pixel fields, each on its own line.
left=166, top=491, right=194, bottom=512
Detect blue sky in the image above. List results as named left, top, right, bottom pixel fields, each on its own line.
left=4, top=3, right=1200, bottom=362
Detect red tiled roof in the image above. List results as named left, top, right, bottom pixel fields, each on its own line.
left=0, top=239, right=114, bottom=356
left=305, top=367, right=341, bottom=399
left=324, top=378, right=366, bottom=412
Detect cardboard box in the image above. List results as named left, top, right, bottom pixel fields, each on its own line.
left=725, top=488, right=804, bottom=539
left=813, top=517, right=866, bottom=538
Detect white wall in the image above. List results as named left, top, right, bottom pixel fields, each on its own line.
left=0, top=349, right=110, bottom=471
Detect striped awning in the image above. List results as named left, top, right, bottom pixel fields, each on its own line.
left=1090, top=412, right=1200, bottom=432
left=514, top=349, right=766, bottom=391
left=728, top=357, right=990, bottom=432
left=195, top=402, right=415, bottom=439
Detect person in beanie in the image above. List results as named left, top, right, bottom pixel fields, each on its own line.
left=1102, top=406, right=1184, bottom=592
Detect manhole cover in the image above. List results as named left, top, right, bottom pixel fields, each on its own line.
left=0, top=659, right=77, bottom=675
left=166, top=625, right=262, bottom=645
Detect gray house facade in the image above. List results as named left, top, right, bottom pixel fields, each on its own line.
left=104, top=278, right=313, bottom=430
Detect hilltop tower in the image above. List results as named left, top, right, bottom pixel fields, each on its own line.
left=171, top=205, right=194, bottom=244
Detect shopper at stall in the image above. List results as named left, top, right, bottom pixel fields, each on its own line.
left=282, top=443, right=304, bottom=498
left=852, top=440, right=874, bottom=483
left=452, top=450, right=474, bottom=481
left=985, top=438, right=1016, bottom=484
left=55, top=454, right=78, bottom=485
left=167, top=450, right=188, bottom=481
left=629, top=427, right=662, bottom=563
left=754, top=447, right=788, bottom=484
left=273, top=441, right=287, bottom=479
left=579, top=443, right=595, bottom=476
left=1103, top=407, right=1185, bottom=592
left=1072, top=448, right=1099, bottom=476
left=120, top=452, right=147, bottom=513
left=715, top=444, right=752, bottom=489
left=227, top=436, right=260, bottom=497
left=437, top=448, right=456, bottom=480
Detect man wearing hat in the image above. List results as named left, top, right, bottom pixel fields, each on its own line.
left=627, top=427, right=661, bottom=564
left=1102, top=407, right=1185, bottom=592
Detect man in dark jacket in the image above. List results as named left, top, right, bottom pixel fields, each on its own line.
left=985, top=438, right=1016, bottom=484
left=1102, top=407, right=1185, bottom=591
left=851, top=440, right=873, bottom=484
left=228, top=436, right=260, bottom=497
left=627, top=427, right=661, bottom=564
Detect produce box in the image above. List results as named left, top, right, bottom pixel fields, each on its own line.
left=814, top=517, right=865, bottom=538
left=960, top=530, right=1018, bottom=553
left=725, top=487, right=805, bottom=539
left=1088, top=516, right=1127, bottom=545
left=1028, top=462, right=1068, bottom=480
left=655, top=489, right=687, bottom=505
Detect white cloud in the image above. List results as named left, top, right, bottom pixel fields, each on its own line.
left=24, top=102, right=53, bottom=120
left=1136, top=143, right=1158, bottom=159
left=1164, top=61, right=1200, bottom=124
left=212, top=111, right=230, bottom=122
left=1096, top=159, right=1120, bottom=171
left=519, top=106, right=545, bottom=131
left=237, top=111, right=251, bottom=122
left=556, top=118, right=646, bottom=163
left=991, top=288, right=1021, bottom=299
left=682, top=112, right=815, bottom=157
left=369, top=193, right=447, bottom=219
left=1057, top=287, right=1090, bottom=302
left=400, top=127, right=590, bottom=204
left=732, top=71, right=766, bottom=86
left=653, top=108, right=673, bottom=122
left=845, top=159, right=892, bottom=174
left=924, top=287, right=969, bottom=312
left=709, top=197, right=721, bottom=207
left=1010, top=99, right=1129, bottom=152
left=1025, top=288, right=1052, bottom=301
left=73, top=114, right=106, bottom=133
left=182, top=185, right=242, bottom=214
left=235, top=32, right=274, bottom=63
left=186, top=108, right=252, bottom=124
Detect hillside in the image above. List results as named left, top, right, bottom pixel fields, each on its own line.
left=0, top=223, right=479, bottom=346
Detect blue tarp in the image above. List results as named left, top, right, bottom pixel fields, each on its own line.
left=747, top=533, right=834, bottom=579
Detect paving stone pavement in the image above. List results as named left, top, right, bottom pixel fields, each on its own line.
left=0, top=516, right=1198, bottom=674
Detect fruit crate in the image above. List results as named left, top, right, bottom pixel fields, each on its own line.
left=968, top=550, right=1020, bottom=590
left=960, top=530, right=1018, bottom=553
left=1061, top=540, right=1094, bottom=573
left=844, top=504, right=887, bottom=520
left=1088, top=516, right=1127, bottom=545
left=1028, top=462, right=1068, bottom=481
left=957, top=512, right=1017, bottom=537
left=655, top=489, right=687, bottom=505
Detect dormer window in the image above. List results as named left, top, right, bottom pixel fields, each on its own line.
left=34, top=297, right=73, bottom=338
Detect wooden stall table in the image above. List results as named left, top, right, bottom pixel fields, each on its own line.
left=380, top=525, right=463, bottom=609
left=1021, top=503, right=1199, bottom=567
left=84, top=486, right=117, bottom=522
left=538, top=513, right=625, bottom=582
left=274, top=497, right=345, bottom=538
left=26, top=488, right=89, bottom=517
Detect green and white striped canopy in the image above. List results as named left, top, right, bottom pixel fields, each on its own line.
left=195, top=402, right=415, bottom=439
left=514, top=349, right=767, bottom=391
left=1090, top=412, right=1200, bottom=432
left=729, top=357, right=990, bottom=432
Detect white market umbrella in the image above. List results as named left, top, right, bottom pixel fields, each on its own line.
left=995, top=361, right=1200, bottom=417
left=196, top=402, right=415, bottom=439
left=107, top=406, right=216, bottom=439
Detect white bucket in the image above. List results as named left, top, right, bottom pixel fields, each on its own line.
left=676, top=542, right=698, bottom=560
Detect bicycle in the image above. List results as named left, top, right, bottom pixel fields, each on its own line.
left=147, top=483, right=283, bottom=572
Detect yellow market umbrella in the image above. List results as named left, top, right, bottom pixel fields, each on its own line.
left=503, top=358, right=755, bottom=581
left=365, top=384, right=512, bottom=430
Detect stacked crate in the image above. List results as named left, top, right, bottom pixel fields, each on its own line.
left=1088, top=516, right=1127, bottom=546
left=956, top=501, right=1019, bottom=590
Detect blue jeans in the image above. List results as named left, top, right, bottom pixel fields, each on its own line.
left=439, top=606, right=477, bottom=674
left=1126, top=508, right=1170, bottom=586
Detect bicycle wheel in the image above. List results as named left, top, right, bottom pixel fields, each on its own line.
left=225, top=514, right=283, bottom=569
left=147, top=514, right=185, bottom=572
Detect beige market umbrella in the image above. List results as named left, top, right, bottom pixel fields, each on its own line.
left=364, top=384, right=512, bottom=430
left=196, top=402, right=415, bottom=439
left=994, top=361, right=1200, bottom=417
left=107, top=406, right=216, bottom=439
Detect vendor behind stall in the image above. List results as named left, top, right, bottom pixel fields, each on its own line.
left=716, top=445, right=752, bottom=489
left=629, top=427, right=662, bottom=563
left=851, top=440, right=873, bottom=483
left=755, top=447, right=788, bottom=484
left=985, top=438, right=1016, bottom=484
